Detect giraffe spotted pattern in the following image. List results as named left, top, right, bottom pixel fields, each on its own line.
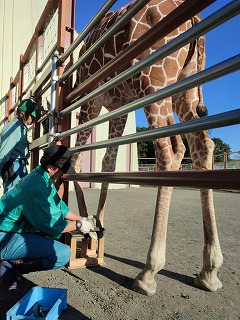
left=71, top=0, right=223, bottom=296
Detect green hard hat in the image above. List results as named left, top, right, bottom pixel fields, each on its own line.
left=17, top=99, right=41, bottom=119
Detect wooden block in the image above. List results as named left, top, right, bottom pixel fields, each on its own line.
left=65, top=232, right=105, bottom=269
left=68, top=257, right=105, bottom=269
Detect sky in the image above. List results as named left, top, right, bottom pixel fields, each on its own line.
left=74, top=0, right=240, bottom=153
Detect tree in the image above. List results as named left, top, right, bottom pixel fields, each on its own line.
left=136, top=127, right=154, bottom=158
left=137, top=128, right=190, bottom=161
left=212, top=138, right=231, bottom=162
left=137, top=127, right=231, bottom=163
left=181, top=136, right=231, bottom=162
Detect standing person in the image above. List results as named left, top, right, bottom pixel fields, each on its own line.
left=0, top=144, right=98, bottom=289
left=0, top=98, right=41, bottom=193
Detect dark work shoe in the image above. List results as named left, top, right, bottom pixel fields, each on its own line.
left=0, top=261, right=19, bottom=289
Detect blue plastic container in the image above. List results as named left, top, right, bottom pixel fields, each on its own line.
left=6, top=286, right=67, bottom=320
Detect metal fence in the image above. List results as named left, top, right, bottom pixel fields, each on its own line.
left=139, top=151, right=240, bottom=171
left=1, top=0, right=240, bottom=191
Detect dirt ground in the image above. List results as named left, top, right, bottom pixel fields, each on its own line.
left=1, top=187, right=239, bottom=320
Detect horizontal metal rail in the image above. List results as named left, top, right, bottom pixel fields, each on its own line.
left=37, top=111, right=50, bottom=124
left=29, top=134, right=48, bottom=151
left=59, top=1, right=239, bottom=118
left=59, top=0, right=150, bottom=82
left=60, top=0, right=118, bottom=62
left=30, top=107, right=239, bottom=152
left=56, top=54, right=240, bottom=143
left=64, top=0, right=218, bottom=104
left=68, top=108, right=240, bottom=153
left=62, top=169, right=240, bottom=190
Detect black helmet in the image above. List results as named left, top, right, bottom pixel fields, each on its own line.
left=40, top=145, right=72, bottom=173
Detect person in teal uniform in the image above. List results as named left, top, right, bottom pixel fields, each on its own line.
left=0, top=144, right=97, bottom=289
left=0, top=98, right=41, bottom=193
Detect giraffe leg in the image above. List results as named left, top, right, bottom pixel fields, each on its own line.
left=133, top=186, right=173, bottom=296
left=65, top=163, right=88, bottom=216
left=71, top=137, right=91, bottom=216
left=97, top=182, right=109, bottom=222
left=133, top=53, right=188, bottom=296
left=97, top=115, right=128, bottom=223
left=173, top=55, right=223, bottom=291
left=185, top=93, right=224, bottom=291
left=133, top=132, right=185, bottom=296
left=180, top=133, right=223, bottom=292
left=194, top=188, right=223, bottom=291
left=72, top=101, right=102, bottom=216
left=186, top=133, right=223, bottom=291
left=74, top=181, right=88, bottom=217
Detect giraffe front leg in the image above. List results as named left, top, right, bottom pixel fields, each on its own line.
left=194, top=189, right=223, bottom=292
left=189, top=136, right=223, bottom=292
left=133, top=254, right=163, bottom=296
left=97, top=145, right=119, bottom=223
left=97, top=182, right=109, bottom=223
left=70, top=152, right=88, bottom=216
left=97, top=115, right=128, bottom=222
left=133, top=186, right=173, bottom=296
left=74, top=181, right=88, bottom=216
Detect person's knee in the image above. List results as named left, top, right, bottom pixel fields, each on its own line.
left=56, top=245, right=71, bottom=268
left=42, top=243, right=71, bottom=270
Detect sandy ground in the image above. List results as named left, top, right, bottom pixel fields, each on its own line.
left=1, top=187, right=239, bottom=320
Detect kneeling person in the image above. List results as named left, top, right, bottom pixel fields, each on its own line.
left=0, top=144, right=95, bottom=289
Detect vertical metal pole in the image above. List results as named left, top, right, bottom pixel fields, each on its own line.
left=49, top=54, right=58, bottom=145
left=224, top=152, right=227, bottom=169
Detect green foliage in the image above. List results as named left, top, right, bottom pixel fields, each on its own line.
left=136, top=127, right=231, bottom=163
left=212, top=138, right=231, bottom=162
left=136, top=126, right=155, bottom=158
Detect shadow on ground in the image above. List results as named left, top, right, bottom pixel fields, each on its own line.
left=87, top=252, right=196, bottom=291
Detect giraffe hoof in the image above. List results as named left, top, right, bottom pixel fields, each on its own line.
left=132, top=277, right=157, bottom=296
left=194, top=275, right=222, bottom=292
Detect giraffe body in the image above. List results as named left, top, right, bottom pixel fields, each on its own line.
left=72, top=0, right=223, bottom=296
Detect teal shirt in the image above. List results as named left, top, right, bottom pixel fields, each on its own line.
left=0, top=118, right=30, bottom=171
left=0, top=166, right=69, bottom=238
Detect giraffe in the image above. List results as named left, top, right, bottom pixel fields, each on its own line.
left=71, top=0, right=223, bottom=296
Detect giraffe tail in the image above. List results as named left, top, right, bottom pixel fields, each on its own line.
left=193, top=15, right=208, bottom=118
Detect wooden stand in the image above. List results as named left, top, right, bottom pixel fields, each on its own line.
left=65, top=232, right=105, bottom=269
